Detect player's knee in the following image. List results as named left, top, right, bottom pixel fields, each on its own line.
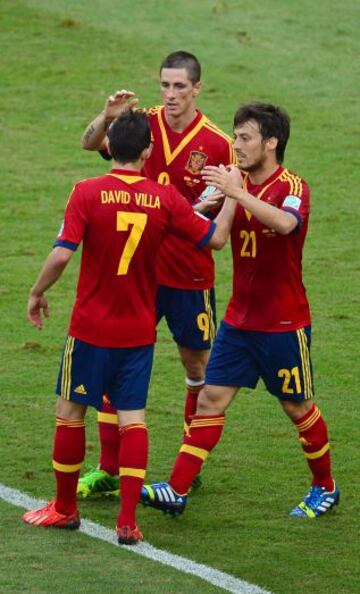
left=197, top=386, right=226, bottom=415
left=178, top=346, right=209, bottom=381
left=56, top=397, right=86, bottom=420
left=182, top=356, right=207, bottom=381
left=280, top=397, right=314, bottom=421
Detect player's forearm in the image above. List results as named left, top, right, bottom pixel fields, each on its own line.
left=209, top=198, right=236, bottom=249
left=81, top=112, right=112, bottom=150
left=232, top=189, right=297, bottom=235
left=30, top=248, right=73, bottom=297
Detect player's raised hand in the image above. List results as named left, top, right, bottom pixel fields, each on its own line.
left=202, top=164, right=243, bottom=200
left=104, top=89, right=139, bottom=119
left=27, top=293, right=49, bottom=330
left=194, top=188, right=224, bottom=213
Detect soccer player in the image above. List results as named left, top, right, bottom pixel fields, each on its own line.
left=141, top=102, right=340, bottom=520
left=77, top=50, right=236, bottom=497
left=22, top=111, right=236, bottom=544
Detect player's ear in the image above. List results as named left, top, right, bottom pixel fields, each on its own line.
left=104, top=136, right=112, bottom=156
left=192, top=81, right=201, bottom=97
left=142, top=144, right=153, bottom=160
left=266, top=136, right=278, bottom=153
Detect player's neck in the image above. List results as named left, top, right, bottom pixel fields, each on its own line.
left=247, top=161, right=280, bottom=185
left=113, top=159, right=142, bottom=172
left=164, top=105, right=198, bottom=133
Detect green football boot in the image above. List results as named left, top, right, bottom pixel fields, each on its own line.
left=77, top=467, right=119, bottom=498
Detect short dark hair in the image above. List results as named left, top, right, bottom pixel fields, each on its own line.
left=160, top=50, right=201, bottom=84
left=233, top=102, right=290, bottom=163
left=107, top=111, right=151, bottom=163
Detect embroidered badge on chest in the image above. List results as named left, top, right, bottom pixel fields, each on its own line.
left=185, top=150, right=208, bottom=175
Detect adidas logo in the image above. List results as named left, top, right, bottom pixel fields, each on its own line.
left=299, top=437, right=312, bottom=447
left=74, top=384, right=87, bottom=395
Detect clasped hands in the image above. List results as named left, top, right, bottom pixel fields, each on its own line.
left=201, top=164, right=243, bottom=200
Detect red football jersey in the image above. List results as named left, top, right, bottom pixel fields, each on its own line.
left=55, top=169, right=215, bottom=348
left=224, top=166, right=311, bottom=332
left=144, top=106, right=236, bottom=289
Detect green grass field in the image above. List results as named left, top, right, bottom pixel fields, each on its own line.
left=1, top=1, right=360, bottom=593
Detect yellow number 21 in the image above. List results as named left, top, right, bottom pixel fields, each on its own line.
left=278, top=366, right=302, bottom=394
left=116, top=212, right=148, bottom=275
left=240, top=230, right=256, bottom=258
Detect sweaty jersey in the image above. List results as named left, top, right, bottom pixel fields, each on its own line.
left=224, top=166, right=311, bottom=332
left=54, top=169, right=215, bottom=348
left=144, top=106, right=236, bottom=289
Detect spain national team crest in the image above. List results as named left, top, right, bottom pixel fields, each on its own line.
left=185, top=150, right=208, bottom=175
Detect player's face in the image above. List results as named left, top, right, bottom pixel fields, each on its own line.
left=160, top=68, right=200, bottom=119
left=233, top=120, right=271, bottom=172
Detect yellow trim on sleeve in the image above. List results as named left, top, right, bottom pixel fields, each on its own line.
left=203, top=120, right=233, bottom=143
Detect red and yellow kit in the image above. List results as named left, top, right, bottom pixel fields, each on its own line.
left=144, top=106, right=236, bottom=289
left=54, top=169, right=215, bottom=348
left=224, top=166, right=311, bottom=332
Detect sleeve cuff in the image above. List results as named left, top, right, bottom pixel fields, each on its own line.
left=197, top=221, right=216, bottom=248
left=282, top=208, right=303, bottom=228
left=53, top=239, right=79, bottom=251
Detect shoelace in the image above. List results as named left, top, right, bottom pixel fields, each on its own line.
left=305, top=486, right=324, bottom=508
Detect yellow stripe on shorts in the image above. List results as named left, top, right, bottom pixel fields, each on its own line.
left=61, top=336, right=75, bottom=400
left=296, top=329, right=313, bottom=400
left=204, top=289, right=216, bottom=343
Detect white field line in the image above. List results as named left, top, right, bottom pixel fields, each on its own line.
left=0, top=483, right=273, bottom=594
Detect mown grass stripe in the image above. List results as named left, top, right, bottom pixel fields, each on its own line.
left=0, top=482, right=273, bottom=594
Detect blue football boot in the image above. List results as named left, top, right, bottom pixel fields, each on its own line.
left=141, top=482, right=187, bottom=516
left=290, top=482, right=340, bottom=518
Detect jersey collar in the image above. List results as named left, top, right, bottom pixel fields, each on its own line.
left=106, top=168, right=146, bottom=184
left=158, top=107, right=206, bottom=166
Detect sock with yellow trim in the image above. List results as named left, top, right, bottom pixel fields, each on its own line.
left=117, top=423, right=148, bottom=530
left=97, top=395, right=119, bottom=476
left=169, top=414, right=225, bottom=495
left=184, top=379, right=204, bottom=436
left=294, top=404, right=334, bottom=492
left=53, top=416, right=85, bottom=515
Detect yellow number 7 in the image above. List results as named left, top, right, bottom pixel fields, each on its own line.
left=116, top=212, right=148, bottom=275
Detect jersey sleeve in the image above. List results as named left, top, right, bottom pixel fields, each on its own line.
left=281, top=179, right=310, bottom=228
left=167, top=186, right=216, bottom=247
left=227, top=142, right=238, bottom=166
left=53, top=183, right=89, bottom=250
left=215, top=137, right=237, bottom=168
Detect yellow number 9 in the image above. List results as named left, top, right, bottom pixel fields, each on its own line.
left=197, top=313, right=210, bottom=341
left=157, top=171, right=171, bottom=185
